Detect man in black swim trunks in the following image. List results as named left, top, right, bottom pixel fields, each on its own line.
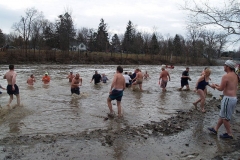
left=90, top=71, right=102, bottom=84
left=107, top=66, right=125, bottom=118
left=179, top=67, right=191, bottom=90
left=3, top=65, right=20, bottom=106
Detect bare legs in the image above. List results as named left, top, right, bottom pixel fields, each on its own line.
left=107, top=98, right=122, bottom=118
left=132, top=82, right=143, bottom=91
left=193, top=89, right=206, bottom=112
left=214, top=118, right=232, bottom=136
left=7, top=94, right=20, bottom=107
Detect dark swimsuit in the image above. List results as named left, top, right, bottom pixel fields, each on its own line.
left=197, top=77, right=209, bottom=90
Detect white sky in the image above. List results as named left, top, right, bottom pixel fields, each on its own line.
left=0, top=0, right=238, bottom=50
left=0, top=0, right=187, bottom=37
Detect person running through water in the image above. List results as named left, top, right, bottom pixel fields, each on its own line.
left=179, top=67, right=191, bottom=90
left=193, top=68, right=215, bottom=113
left=27, top=74, right=36, bottom=85
left=107, top=66, right=125, bottom=118
left=208, top=60, right=238, bottom=139
left=42, top=72, right=50, bottom=84
left=71, top=73, right=82, bottom=95
left=67, top=71, right=75, bottom=82
left=3, top=65, right=20, bottom=106
left=90, top=71, right=102, bottom=85
left=159, top=65, right=170, bottom=92
left=131, top=69, right=144, bottom=91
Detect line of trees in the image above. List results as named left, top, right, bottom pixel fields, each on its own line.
left=0, top=2, right=239, bottom=64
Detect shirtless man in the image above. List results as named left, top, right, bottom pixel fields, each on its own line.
left=27, top=74, right=36, bottom=85
left=143, top=71, right=150, bottom=80
left=67, top=71, right=75, bottom=82
left=71, top=73, right=82, bottom=95
left=3, top=65, right=20, bottom=106
left=159, top=65, right=170, bottom=92
left=132, top=69, right=144, bottom=91
left=42, top=73, right=50, bottom=84
left=107, top=66, right=125, bottom=118
left=208, top=60, right=238, bottom=139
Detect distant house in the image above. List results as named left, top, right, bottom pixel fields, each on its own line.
left=69, top=42, right=87, bottom=51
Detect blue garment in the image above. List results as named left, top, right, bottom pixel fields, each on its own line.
left=197, top=77, right=209, bottom=90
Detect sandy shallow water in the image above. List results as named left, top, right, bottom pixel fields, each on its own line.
left=0, top=65, right=240, bottom=159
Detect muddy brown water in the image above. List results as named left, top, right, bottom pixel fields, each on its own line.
left=1, top=64, right=237, bottom=159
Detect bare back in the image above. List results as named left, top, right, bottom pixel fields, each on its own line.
left=160, top=70, right=170, bottom=81
left=4, top=70, right=16, bottom=85
left=111, top=73, right=125, bottom=90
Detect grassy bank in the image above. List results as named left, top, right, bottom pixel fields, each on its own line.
left=0, top=49, right=212, bottom=65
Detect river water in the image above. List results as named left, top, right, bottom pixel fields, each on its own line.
left=0, top=65, right=225, bottom=139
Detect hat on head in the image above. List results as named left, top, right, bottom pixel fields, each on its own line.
left=45, top=72, right=48, bottom=75
left=161, top=64, right=166, bottom=69
left=225, top=60, right=236, bottom=69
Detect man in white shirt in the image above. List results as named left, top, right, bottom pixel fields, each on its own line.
left=123, top=72, right=131, bottom=88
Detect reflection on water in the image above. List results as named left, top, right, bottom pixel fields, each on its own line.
left=0, top=65, right=224, bottom=138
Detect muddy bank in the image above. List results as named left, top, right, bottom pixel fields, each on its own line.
left=0, top=97, right=240, bottom=159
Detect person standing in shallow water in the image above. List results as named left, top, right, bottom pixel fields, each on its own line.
left=3, top=65, right=20, bottom=106
left=27, top=74, right=36, bottom=85
left=90, top=71, right=102, bottom=85
left=67, top=71, right=75, bottom=82
left=71, top=73, right=82, bottom=95
left=107, top=66, right=125, bottom=118
left=42, top=72, right=50, bottom=84
left=179, top=67, right=191, bottom=90
left=208, top=60, right=238, bottom=139
left=159, top=65, right=170, bottom=92
left=131, top=69, right=144, bottom=91
left=193, top=68, right=215, bottom=113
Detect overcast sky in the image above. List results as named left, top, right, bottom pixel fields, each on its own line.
left=0, top=0, right=187, bottom=37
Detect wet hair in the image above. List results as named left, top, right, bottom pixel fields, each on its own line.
left=125, top=72, right=128, bottom=74
left=9, top=65, right=14, bottom=70
left=136, top=68, right=140, bottom=71
left=117, top=66, right=123, bottom=73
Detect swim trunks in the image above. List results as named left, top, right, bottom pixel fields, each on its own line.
left=7, top=84, right=19, bottom=95
left=136, top=80, right=143, bottom=84
left=181, top=80, right=189, bottom=87
left=71, top=87, right=80, bottom=95
left=109, top=89, right=123, bottom=101
left=160, top=80, right=168, bottom=88
left=219, top=96, right=237, bottom=121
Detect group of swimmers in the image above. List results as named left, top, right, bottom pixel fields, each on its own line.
left=0, top=60, right=239, bottom=139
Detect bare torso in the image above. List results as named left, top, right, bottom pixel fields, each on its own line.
left=222, top=72, right=238, bottom=97
left=4, top=70, right=16, bottom=85
left=27, top=77, right=35, bottom=85
left=136, top=72, right=143, bottom=81
left=111, top=73, right=125, bottom=90
left=68, top=74, right=75, bottom=82
left=71, top=77, right=82, bottom=88
left=160, top=70, right=170, bottom=81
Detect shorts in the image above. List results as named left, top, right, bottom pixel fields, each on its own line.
left=109, top=89, right=123, bottom=101
left=219, top=96, right=237, bottom=121
left=181, top=80, right=188, bottom=87
left=136, top=80, right=143, bottom=84
left=160, top=80, right=168, bottom=88
left=71, top=87, right=80, bottom=95
left=7, top=84, right=19, bottom=95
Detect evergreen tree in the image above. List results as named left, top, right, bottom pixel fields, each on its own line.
left=150, top=33, right=159, bottom=55
left=122, top=21, right=135, bottom=53
left=173, top=34, right=182, bottom=58
left=0, top=29, right=5, bottom=46
left=96, top=18, right=109, bottom=52
left=111, top=34, right=121, bottom=52
left=56, top=12, right=76, bottom=51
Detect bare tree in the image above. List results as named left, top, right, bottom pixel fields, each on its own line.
left=183, top=0, right=240, bottom=39
left=12, top=8, right=41, bottom=54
